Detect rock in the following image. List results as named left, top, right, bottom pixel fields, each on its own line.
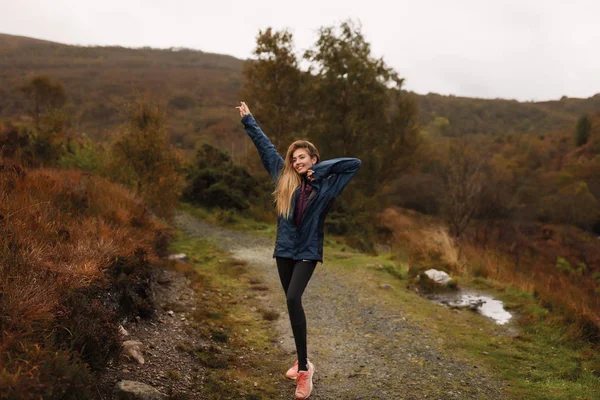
left=167, top=253, right=189, bottom=263
left=119, top=325, right=129, bottom=337
left=122, top=340, right=145, bottom=365
left=374, top=264, right=384, bottom=270
left=114, top=380, right=166, bottom=400
left=424, top=269, right=452, bottom=285
left=379, top=283, right=394, bottom=290
left=167, top=310, right=174, bottom=316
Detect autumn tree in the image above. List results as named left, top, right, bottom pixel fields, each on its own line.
left=20, top=75, right=67, bottom=128
left=439, top=139, right=489, bottom=238
left=109, top=98, right=183, bottom=220
left=240, top=28, right=306, bottom=154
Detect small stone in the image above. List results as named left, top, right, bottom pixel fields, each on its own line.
left=114, top=380, right=165, bottom=400
left=167, top=310, right=174, bottom=316
left=122, top=340, right=145, bottom=365
left=119, top=325, right=129, bottom=337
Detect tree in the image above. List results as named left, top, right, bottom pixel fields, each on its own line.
left=20, top=75, right=67, bottom=128
left=575, top=114, right=592, bottom=147
left=109, top=98, right=183, bottom=220
left=378, top=90, right=422, bottom=184
left=439, top=139, right=488, bottom=238
left=303, top=19, right=417, bottom=197
left=240, top=28, right=306, bottom=154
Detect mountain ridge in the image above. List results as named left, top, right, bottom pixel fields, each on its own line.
left=1, top=32, right=599, bottom=146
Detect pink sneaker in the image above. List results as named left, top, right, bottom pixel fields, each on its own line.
left=286, top=360, right=299, bottom=380
left=295, top=359, right=315, bottom=399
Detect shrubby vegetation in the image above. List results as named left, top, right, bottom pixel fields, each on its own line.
left=0, top=165, right=169, bottom=399
left=182, top=142, right=270, bottom=210
left=107, top=98, right=183, bottom=220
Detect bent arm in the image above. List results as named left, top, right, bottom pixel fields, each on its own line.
left=241, top=114, right=284, bottom=185
left=311, top=157, right=361, bottom=198
left=310, top=157, right=361, bottom=183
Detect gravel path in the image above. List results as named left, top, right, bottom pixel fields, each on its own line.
left=174, top=210, right=512, bottom=400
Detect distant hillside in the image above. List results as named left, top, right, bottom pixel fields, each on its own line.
left=0, top=33, right=244, bottom=158
left=417, top=92, right=600, bottom=136
left=2, top=33, right=600, bottom=153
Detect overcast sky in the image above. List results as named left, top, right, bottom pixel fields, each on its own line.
left=1, top=0, right=599, bottom=101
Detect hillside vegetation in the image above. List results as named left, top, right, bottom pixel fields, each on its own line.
left=2, top=32, right=600, bottom=159
left=0, top=163, right=172, bottom=398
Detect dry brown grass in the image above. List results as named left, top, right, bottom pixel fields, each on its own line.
left=380, top=207, right=462, bottom=273
left=0, top=162, right=170, bottom=398
left=379, top=205, right=600, bottom=342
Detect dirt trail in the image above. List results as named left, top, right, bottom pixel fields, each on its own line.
left=174, top=210, right=512, bottom=400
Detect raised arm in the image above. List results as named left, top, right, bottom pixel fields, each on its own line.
left=240, top=112, right=284, bottom=185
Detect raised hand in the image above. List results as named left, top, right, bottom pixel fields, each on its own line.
left=235, top=101, right=251, bottom=118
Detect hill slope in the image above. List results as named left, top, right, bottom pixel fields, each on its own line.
left=2, top=33, right=600, bottom=149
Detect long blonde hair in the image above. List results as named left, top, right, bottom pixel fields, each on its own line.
left=274, top=140, right=320, bottom=219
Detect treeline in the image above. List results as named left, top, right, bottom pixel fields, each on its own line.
left=418, top=92, right=600, bottom=137
left=2, top=32, right=600, bottom=164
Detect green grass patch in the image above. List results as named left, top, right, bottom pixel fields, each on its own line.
left=167, top=229, right=288, bottom=399
left=177, top=202, right=276, bottom=238
left=325, top=247, right=600, bottom=400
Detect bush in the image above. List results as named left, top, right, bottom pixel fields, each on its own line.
left=59, top=133, right=107, bottom=174
left=108, top=248, right=157, bottom=319
left=182, top=143, right=266, bottom=211
left=54, top=285, right=122, bottom=371
left=169, top=94, right=196, bottom=110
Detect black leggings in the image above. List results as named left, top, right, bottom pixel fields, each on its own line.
left=275, top=257, right=317, bottom=371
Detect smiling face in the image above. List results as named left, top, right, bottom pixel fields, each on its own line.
left=292, top=148, right=318, bottom=175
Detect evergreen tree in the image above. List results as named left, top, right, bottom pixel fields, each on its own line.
left=575, top=114, right=592, bottom=147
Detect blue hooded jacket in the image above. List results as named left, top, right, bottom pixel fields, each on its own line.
left=241, top=114, right=361, bottom=263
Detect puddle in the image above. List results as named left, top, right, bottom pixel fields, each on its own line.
left=426, top=289, right=513, bottom=325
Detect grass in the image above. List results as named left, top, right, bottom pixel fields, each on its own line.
left=177, top=201, right=276, bottom=238
left=0, top=166, right=169, bottom=399
left=326, top=245, right=600, bottom=399
left=167, top=229, right=287, bottom=399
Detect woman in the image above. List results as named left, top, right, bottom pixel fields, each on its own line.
left=236, top=101, right=361, bottom=399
